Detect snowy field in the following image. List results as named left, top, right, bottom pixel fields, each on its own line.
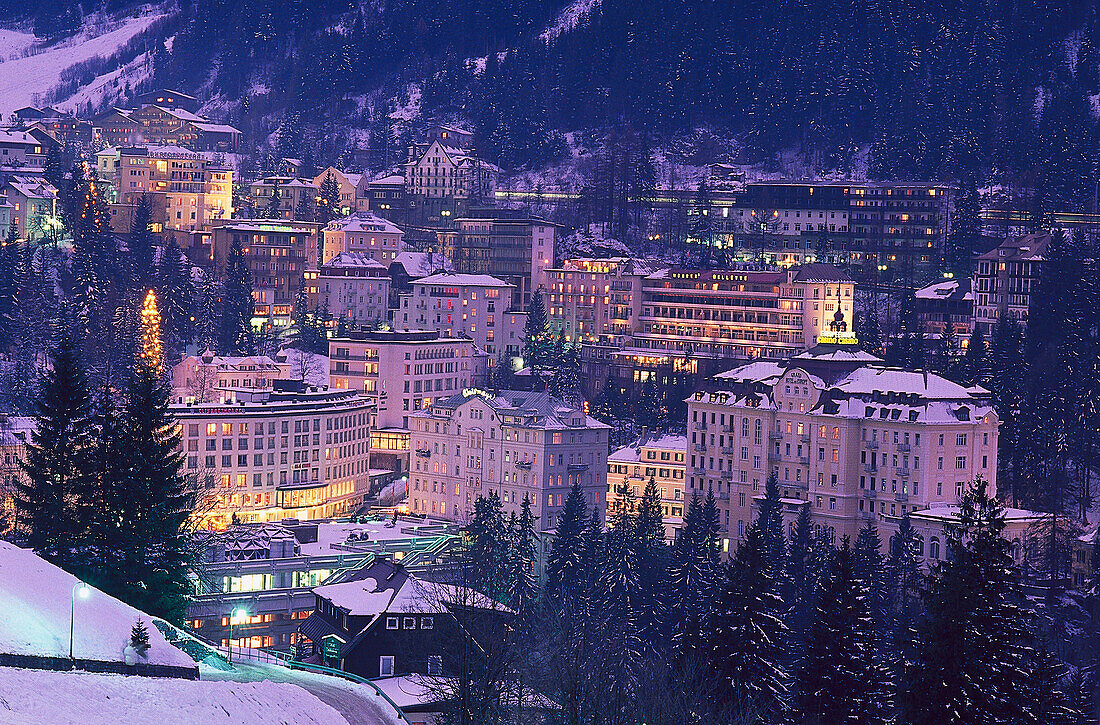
left=0, top=12, right=163, bottom=118
left=0, top=541, right=193, bottom=667
left=0, top=667, right=349, bottom=724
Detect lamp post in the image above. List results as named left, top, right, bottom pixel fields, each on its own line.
left=70, top=582, right=89, bottom=662
left=228, top=607, right=248, bottom=664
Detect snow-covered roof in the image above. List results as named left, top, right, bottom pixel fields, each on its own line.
left=413, top=271, right=513, bottom=288
left=321, top=251, right=388, bottom=270
left=915, top=278, right=973, bottom=302
left=4, top=178, right=57, bottom=199
left=610, top=432, right=688, bottom=463
left=327, top=213, right=402, bottom=235
left=0, top=130, right=38, bottom=146
left=191, top=122, right=240, bottom=134
left=370, top=174, right=405, bottom=185
left=909, top=505, right=1047, bottom=524
left=390, top=251, right=452, bottom=277
left=152, top=105, right=207, bottom=122
left=791, top=262, right=853, bottom=284
left=418, top=389, right=611, bottom=431
left=976, top=233, right=1049, bottom=262
left=314, top=569, right=500, bottom=617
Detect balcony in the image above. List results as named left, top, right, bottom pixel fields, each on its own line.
left=720, top=445, right=735, bottom=455
left=897, top=443, right=910, bottom=452
left=718, top=490, right=731, bottom=500
left=414, top=448, right=431, bottom=458
left=769, top=431, right=782, bottom=441
left=863, top=464, right=877, bottom=474
left=768, top=452, right=782, bottom=463
left=799, top=434, right=811, bottom=443
left=691, top=466, right=706, bottom=476
left=567, top=463, right=590, bottom=472
left=867, top=440, right=879, bottom=450
left=858, top=509, right=876, bottom=520
left=693, top=443, right=706, bottom=453
left=863, top=488, right=876, bottom=498
left=694, top=422, right=707, bottom=431
left=722, top=470, right=734, bottom=481
left=723, top=425, right=736, bottom=434
left=515, top=460, right=532, bottom=470
left=895, top=493, right=908, bottom=502
left=896, top=467, right=910, bottom=478
left=798, top=456, right=810, bottom=465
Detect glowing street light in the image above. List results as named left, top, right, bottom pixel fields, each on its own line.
left=228, top=607, right=249, bottom=664
left=70, top=582, right=90, bottom=661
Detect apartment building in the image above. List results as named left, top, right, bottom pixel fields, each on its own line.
left=171, top=351, right=291, bottom=404
left=249, top=176, right=318, bottom=219
left=0, top=175, right=58, bottom=241
left=403, top=135, right=498, bottom=225
left=631, top=263, right=854, bottom=363
left=0, top=130, right=46, bottom=167
left=607, top=433, right=687, bottom=543
left=685, top=335, right=999, bottom=553
left=972, top=233, right=1049, bottom=335
left=96, top=145, right=233, bottom=232
left=211, top=219, right=320, bottom=329
left=329, top=329, right=487, bottom=431
left=321, top=213, right=404, bottom=264
left=309, top=252, right=390, bottom=327
left=92, top=101, right=241, bottom=152
left=545, top=257, right=663, bottom=345
left=0, top=416, right=33, bottom=533
left=313, top=168, right=367, bottom=214
left=915, top=278, right=974, bottom=339
left=395, top=272, right=514, bottom=357
left=444, top=209, right=557, bottom=309
left=172, top=381, right=374, bottom=527
left=408, top=389, right=610, bottom=529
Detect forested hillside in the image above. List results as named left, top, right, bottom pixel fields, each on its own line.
left=6, top=0, right=1099, bottom=205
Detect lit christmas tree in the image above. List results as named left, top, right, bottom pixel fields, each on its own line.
left=140, top=289, right=163, bottom=374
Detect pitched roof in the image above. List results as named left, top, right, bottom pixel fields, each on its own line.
left=412, top=271, right=513, bottom=288
left=327, top=213, right=402, bottom=235
left=791, top=262, right=854, bottom=284
left=976, top=233, right=1050, bottom=262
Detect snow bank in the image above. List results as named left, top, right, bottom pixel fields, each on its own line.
left=541, top=0, right=602, bottom=42
left=0, top=12, right=164, bottom=118
left=0, top=541, right=193, bottom=668
left=0, top=667, right=349, bottom=725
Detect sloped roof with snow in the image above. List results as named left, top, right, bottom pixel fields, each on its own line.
left=0, top=130, right=38, bottom=146
left=390, top=251, right=452, bottom=277
left=413, top=271, right=513, bottom=288
left=791, top=262, right=853, bottom=284
left=915, top=278, right=973, bottom=302
left=417, top=389, right=611, bottom=431
left=321, top=251, right=388, bottom=270
left=370, top=174, right=405, bottom=185
left=314, top=567, right=500, bottom=617
left=327, top=213, right=402, bottom=235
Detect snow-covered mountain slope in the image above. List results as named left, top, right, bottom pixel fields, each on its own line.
left=0, top=540, right=192, bottom=667
left=0, top=9, right=165, bottom=118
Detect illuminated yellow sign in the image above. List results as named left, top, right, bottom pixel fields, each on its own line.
left=816, top=333, right=858, bottom=345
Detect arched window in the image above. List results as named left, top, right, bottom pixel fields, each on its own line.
left=930, top=537, right=940, bottom=560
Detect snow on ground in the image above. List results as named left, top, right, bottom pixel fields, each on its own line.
left=388, top=83, right=421, bottom=123
left=60, top=51, right=154, bottom=114
left=541, top=0, right=601, bottom=42
left=0, top=11, right=164, bottom=118
left=0, top=29, right=37, bottom=62
left=0, top=667, right=349, bottom=725
left=277, top=347, right=330, bottom=388
left=0, top=540, right=194, bottom=667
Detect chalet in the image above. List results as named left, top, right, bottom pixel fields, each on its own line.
left=298, top=558, right=508, bottom=679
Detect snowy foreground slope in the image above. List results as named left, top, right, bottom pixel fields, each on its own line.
left=0, top=540, right=192, bottom=667
left=0, top=667, right=349, bottom=725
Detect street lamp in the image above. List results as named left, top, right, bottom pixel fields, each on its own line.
left=228, top=607, right=249, bottom=664
left=70, top=582, right=89, bottom=661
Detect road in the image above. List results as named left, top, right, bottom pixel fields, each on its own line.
left=202, top=660, right=406, bottom=725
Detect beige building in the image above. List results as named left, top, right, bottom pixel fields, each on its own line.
left=607, top=433, right=687, bottom=543
left=171, top=351, right=291, bottom=404
left=330, top=329, right=488, bottom=432
left=173, top=382, right=373, bottom=528
left=545, top=257, right=663, bottom=346
left=445, top=210, right=556, bottom=309
left=310, top=252, right=390, bottom=327
left=0, top=416, right=33, bottom=533
left=321, top=213, right=404, bottom=264
left=686, top=338, right=999, bottom=554
left=408, top=390, right=610, bottom=529
left=313, top=168, right=368, bottom=214
left=0, top=175, right=59, bottom=241
left=632, top=263, right=854, bottom=363
left=96, top=145, right=232, bottom=233
left=248, top=176, right=318, bottom=219
left=396, top=272, right=514, bottom=358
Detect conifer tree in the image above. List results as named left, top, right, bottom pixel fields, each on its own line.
left=127, top=194, right=156, bottom=297
left=784, top=505, right=820, bottom=650
left=294, top=191, right=315, bottom=222
left=709, top=522, right=788, bottom=720
left=544, top=481, right=588, bottom=607
left=219, top=239, right=255, bottom=355
left=960, top=325, right=987, bottom=386
left=791, top=537, right=887, bottom=724
left=465, top=492, right=509, bottom=600
left=264, top=183, right=283, bottom=219
left=155, top=236, right=195, bottom=360
left=523, top=292, right=549, bottom=375
left=907, top=478, right=1034, bottom=725
left=14, top=320, right=95, bottom=567
left=507, top=494, right=538, bottom=616
left=129, top=619, right=151, bottom=657
left=670, top=493, right=716, bottom=659
left=113, top=292, right=195, bottom=623
left=316, top=173, right=342, bottom=224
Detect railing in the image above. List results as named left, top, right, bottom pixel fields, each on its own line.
left=798, top=456, right=810, bottom=465
left=693, top=443, right=706, bottom=452
left=897, top=443, right=910, bottom=452
left=863, top=464, right=877, bottom=473
left=896, top=467, right=910, bottom=478
left=720, top=445, right=735, bottom=455
left=867, top=440, right=879, bottom=450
